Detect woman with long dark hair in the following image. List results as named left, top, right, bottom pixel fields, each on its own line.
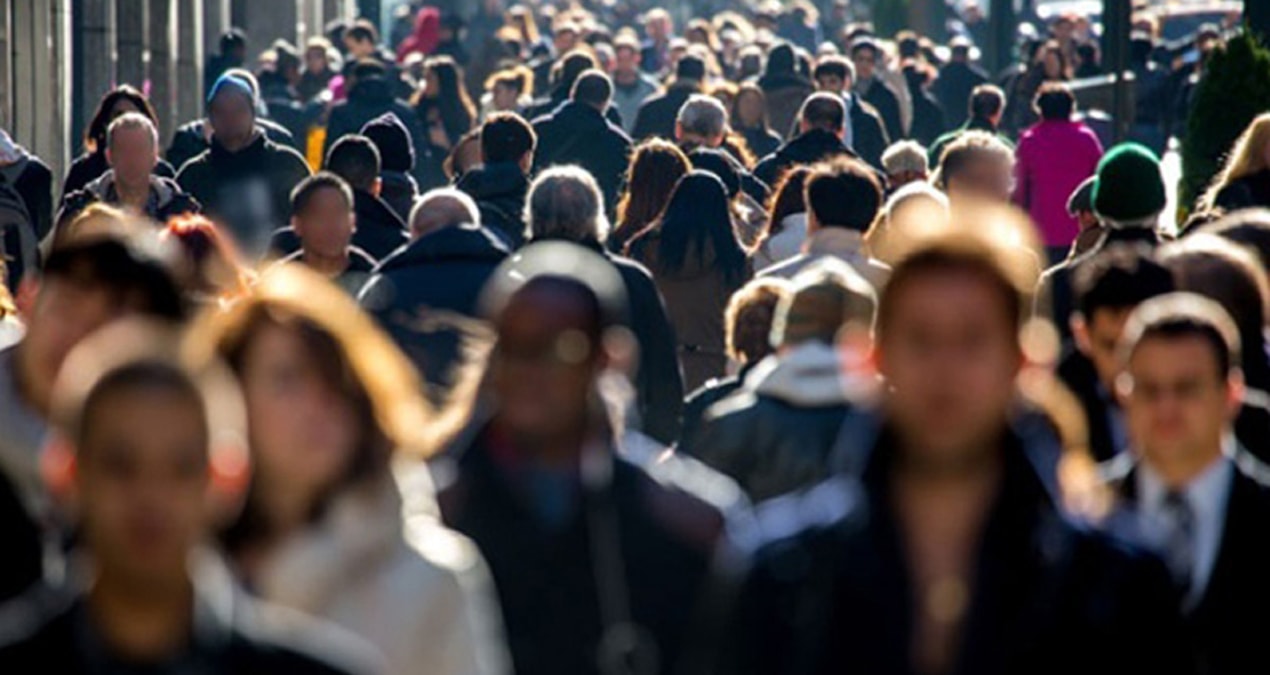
left=732, top=83, right=782, bottom=159
left=62, top=86, right=176, bottom=197
left=628, top=171, right=753, bottom=389
left=611, top=139, right=690, bottom=254
left=413, top=56, right=477, bottom=150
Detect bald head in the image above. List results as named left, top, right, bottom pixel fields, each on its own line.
left=409, top=188, right=481, bottom=239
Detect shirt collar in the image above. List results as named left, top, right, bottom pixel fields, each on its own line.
left=1135, top=438, right=1235, bottom=518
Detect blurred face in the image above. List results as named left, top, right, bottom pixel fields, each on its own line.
left=852, top=47, right=877, bottom=82
left=305, top=47, right=327, bottom=73
left=492, top=82, right=520, bottom=110
left=878, top=271, right=1021, bottom=466
left=240, top=323, right=360, bottom=505
left=1121, top=336, right=1237, bottom=470
left=207, top=93, right=255, bottom=148
left=77, top=386, right=208, bottom=586
left=1074, top=307, right=1132, bottom=392
left=1053, top=19, right=1075, bottom=41
left=344, top=35, right=374, bottom=58
left=554, top=29, right=578, bottom=55
left=647, top=16, right=671, bottom=43
left=424, top=68, right=441, bottom=97
left=106, top=126, right=158, bottom=187
left=816, top=74, right=845, bottom=94
left=945, top=155, right=1013, bottom=204
left=615, top=46, right=639, bottom=76
left=736, top=91, right=764, bottom=127
left=1043, top=50, right=1063, bottom=79
left=293, top=187, right=354, bottom=259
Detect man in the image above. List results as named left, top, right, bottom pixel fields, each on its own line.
left=0, top=328, right=378, bottom=674
left=723, top=232, right=1192, bottom=674
left=323, top=59, right=426, bottom=185
left=455, top=112, right=536, bottom=248
left=881, top=139, right=928, bottom=193
left=532, top=70, right=632, bottom=219
left=675, top=95, right=769, bottom=204
left=641, top=8, right=675, bottom=75
left=610, top=35, right=662, bottom=136
left=759, top=156, right=890, bottom=289
left=928, top=84, right=1009, bottom=169
left=525, top=166, right=684, bottom=445
left=277, top=172, right=376, bottom=296
left=932, top=130, right=1015, bottom=206
left=1058, top=245, right=1175, bottom=461
left=57, top=114, right=200, bottom=232
left=632, top=54, right=706, bottom=141
left=933, top=36, right=989, bottom=129
left=850, top=38, right=903, bottom=143
left=694, top=260, right=875, bottom=502
left=168, top=68, right=300, bottom=170
left=360, top=112, right=419, bottom=222
left=340, top=18, right=405, bottom=96
left=0, top=228, right=185, bottom=602
left=359, top=188, right=508, bottom=403
left=1103, top=292, right=1270, bottom=674
left=813, top=55, right=890, bottom=170
left=754, top=93, right=858, bottom=186
left=437, top=242, right=731, bottom=675
left=204, top=28, right=247, bottom=97
left=175, top=73, right=311, bottom=257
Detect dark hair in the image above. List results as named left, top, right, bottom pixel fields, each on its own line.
left=800, top=93, right=845, bottom=132
left=726, top=278, right=787, bottom=363
left=84, top=85, right=160, bottom=153
left=291, top=172, right=354, bottom=215
left=345, top=19, right=378, bottom=44
left=351, top=57, right=387, bottom=81
left=805, top=157, right=883, bottom=232
left=1072, top=243, right=1174, bottom=318
left=78, top=362, right=206, bottom=450
left=1035, top=81, right=1076, bottom=120
left=688, top=148, right=740, bottom=198
left=878, top=237, right=1023, bottom=338
left=219, top=28, right=247, bottom=55
left=765, top=165, right=812, bottom=238
left=632, top=171, right=748, bottom=285
left=272, top=39, right=301, bottom=74
left=44, top=237, right=186, bottom=321
left=614, top=139, right=691, bottom=251
left=413, top=56, right=476, bottom=146
left=1197, top=207, right=1270, bottom=272
left=481, top=112, right=536, bottom=164
left=1121, top=295, right=1242, bottom=377
left=325, top=135, right=381, bottom=191
left=676, top=53, right=707, bottom=82
left=571, top=69, right=613, bottom=108
left=813, top=55, right=852, bottom=82
left=850, top=38, right=880, bottom=58
left=969, top=84, right=1005, bottom=122
left=896, top=31, right=921, bottom=58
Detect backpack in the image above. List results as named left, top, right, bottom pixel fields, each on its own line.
left=0, top=177, right=36, bottom=292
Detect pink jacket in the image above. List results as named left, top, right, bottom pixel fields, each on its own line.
left=1013, top=120, right=1103, bottom=247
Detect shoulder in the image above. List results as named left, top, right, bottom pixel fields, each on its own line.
left=230, top=596, right=386, bottom=674
left=176, top=151, right=213, bottom=178
left=0, top=585, right=77, bottom=662
left=266, top=142, right=312, bottom=170
left=616, top=454, right=737, bottom=552
left=737, top=475, right=865, bottom=559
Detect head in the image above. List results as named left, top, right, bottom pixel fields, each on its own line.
left=105, top=113, right=159, bottom=189
left=645, top=8, right=673, bottom=43
left=1201, top=113, right=1270, bottom=211
left=220, top=28, right=248, bottom=61
left=644, top=171, right=748, bottom=285
left=552, top=23, right=580, bottom=55
left=360, top=112, right=415, bottom=175
left=850, top=39, right=881, bottom=82
left=676, top=94, right=729, bottom=148
left=409, top=187, right=480, bottom=239
left=343, top=19, right=379, bottom=59
left=1117, top=293, right=1243, bottom=483
left=272, top=40, right=302, bottom=82
left=304, top=37, right=334, bottom=73
left=732, top=83, right=769, bottom=129
left=486, top=66, right=533, bottom=111
left=206, top=74, right=257, bottom=149
left=968, top=84, right=1005, bottom=128
left=444, top=130, right=483, bottom=182
left=1093, top=143, right=1166, bottom=228
left=570, top=69, right=613, bottom=112
left=1067, top=176, right=1098, bottom=230
left=84, top=86, right=159, bottom=154
left=725, top=278, right=790, bottom=365
left=613, top=36, right=641, bottom=77
left=290, top=173, right=356, bottom=260
left=1196, top=208, right=1270, bottom=273
left=773, top=259, right=876, bottom=348
left=813, top=55, right=855, bottom=94
left=805, top=157, right=883, bottom=234
left=797, top=92, right=846, bottom=138
left=1038, top=40, right=1069, bottom=80
left=1034, top=81, right=1076, bottom=122
left=933, top=130, right=1014, bottom=204
left=527, top=166, right=609, bottom=245
left=870, top=181, right=951, bottom=263
left=881, top=140, right=929, bottom=190
left=481, top=112, right=536, bottom=173
left=616, top=139, right=691, bottom=237
left=324, top=134, right=381, bottom=194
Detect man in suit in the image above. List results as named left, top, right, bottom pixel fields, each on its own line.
left=1103, top=291, right=1270, bottom=674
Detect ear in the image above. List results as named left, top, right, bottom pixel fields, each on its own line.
left=104, top=148, right=114, bottom=167
left=1227, top=369, right=1246, bottom=421
left=14, top=275, right=38, bottom=317
left=207, top=438, right=251, bottom=527
left=520, top=151, right=534, bottom=174
left=1071, top=313, right=1092, bottom=356
left=41, top=434, right=77, bottom=508
left=371, top=177, right=383, bottom=198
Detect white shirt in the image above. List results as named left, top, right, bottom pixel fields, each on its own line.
left=1135, top=446, right=1235, bottom=609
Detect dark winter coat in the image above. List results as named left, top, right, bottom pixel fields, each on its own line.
left=1214, top=169, right=1270, bottom=212
left=455, top=162, right=529, bottom=249
left=167, top=118, right=298, bottom=172
left=631, top=83, right=698, bottom=141
left=55, top=170, right=200, bottom=233
left=378, top=170, right=418, bottom=224
left=859, top=77, right=904, bottom=143
left=532, top=102, right=632, bottom=219
left=0, top=154, right=53, bottom=242
left=758, top=72, right=815, bottom=144
left=754, top=129, right=859, bottom=187
left=738, top=125, right=782, bottom=160
left=60, top=150, right=176, bottom=201
left=323, top=78, right=429, bottom=186
left=933, top=60, right=989, bottom=128
left=849, top=97, right=891, bottom=171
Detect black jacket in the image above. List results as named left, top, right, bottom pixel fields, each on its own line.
left=849, top=98, right=891, bottom=171
left=167, top=119, right=298, bottom=173
left=934, top=61, right=989, bottom=128
left=1057, top=349, right=1122, bottom=462
left=1214, top=169, right=1270, bottom=211
left=350, top=189, right=408, bottom=261
left=0, top=154, right=53, bottom=243
left=532, top=102, right=632, bottom=219
left=631, top=84, right=697, bottom=141
left=358, top=224, right=509, bottom=401
left=323, top=78, right=430, bottom=186
left=378, top=170, right=417, bottom=224
left=720, top=425, right=1194, bottom=675
left=61, top=150, right=176, bottom=201
left=738, top=126, right=782, bottom=160
left=176, top=133, right=311, bottom=256
left=455, top=161, right=529, bottom=249
left=678, top=365, right=752, bottom=457
left=860, top=77, right=904, bottom=143
left=56, top=171, right=200, bottom=233
left=754, top=129, right=858, bottom=187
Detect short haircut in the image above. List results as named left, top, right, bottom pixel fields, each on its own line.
left=75, top=360, right=206, bottom=449
left=325, top=134, right=381, bottom=191
left=725, top=278, right=789, bottom=363
left=219, top=29, right=247, bottom=54
left=481, top=112, right=536, bottom=164
left=881, top=140, right=928, bottom=176
left=43, top=234, right=186, bottom=321
left=1035, top=81, right=1076, bottom=120
left=345, top=19, right=378, bottom=44
left=526, top=165, right=608, bottom=243
left=849, top=38, right=880, bottom=58
left=571, top=69, right=613, bottom=108
left=969, top=84, right=1006, bottom=121
left=805, top=157, right=883, bottom=232
left=934, top=130, right=1013, bottom=189
left=351, top=57, right=387, bottom=81
left=677, top=94, right=728, bottom=139
left=1119, top=292, right=1242, bottom=377
left=799, top=92, right=846, bottom=132
left=676, top=54, right=707, bottom=81
left=409, top=187, right=480, bottom=235
left=775, top=257, right=877, bottom=346
left=813, top=55, right=855, bottom=82
left=1072, top=243, right=1174, bottom=318
left=106, top=112, right=159, bottom=149
left=291, top=172, right=354, bottom=215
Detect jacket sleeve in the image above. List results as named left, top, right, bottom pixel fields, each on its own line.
left=629, top=267, right=685, bottom=445
left=1012, top=138, right=1031, bottom=210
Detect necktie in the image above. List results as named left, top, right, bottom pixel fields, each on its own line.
left=1162, top=490, right=1195, bottom=595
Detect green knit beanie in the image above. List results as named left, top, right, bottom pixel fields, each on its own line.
left=1092, top=143, right=1165, bottom=227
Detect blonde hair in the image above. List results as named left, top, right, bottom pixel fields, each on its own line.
left=1200, top=113, right=1270, bottom=212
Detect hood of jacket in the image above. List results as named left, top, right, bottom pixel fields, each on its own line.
left=206, top=131, right=274, bottom=171
left=777, top=129, right=851, bottom=166
left=547, top=100, right=614, bottom=134
left=745, top=341, right=873, bottom=407
left=455, top=161, right=528, bottom=203
left=348, top=76, right=396, bottom=107
left=377, top=222, right=510, bottom=273
left=354, top=188, right=407, bottom=230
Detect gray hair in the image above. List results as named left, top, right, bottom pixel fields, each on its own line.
left=107, top=112, right=159, bottom=150
left=526, top=166, right=610, bottom=244
left=409, top=187, right=480, bottom=238
left=677, top=94, right=728, bottom=140
left=881, top=140, right=929, bottom=176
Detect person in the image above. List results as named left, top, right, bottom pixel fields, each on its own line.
left=0, top=264, right=19, bottom=350
left=811, top=55, right=890, bottom=171
left=1064, top=176, right=1102, bottom=260
left=902, top=61, right=945, bottom=146
left=0, top=227, right=185, bottom=603
left=1005, top=39, right=1070, bottom=135
left=341, top=19, right=406, bottom=96
left=932, top=129, right=1015, bottom=205
left=611, top=139, right=691, bottom=255
left=0, top=130, right=51, bottom=280
left=455, top=112, right=535, bottom=248
left=524, top=50, right=608, bottom=124
left=731, top=83, right=782, bottom=159
left=0, top=324, right=381, bottom=674
left=1127, top=34, right=1169, bottom=157
left=758, top=43, right=815, bottom=141
left=298, top=36, right=339, bottom=103
left=532, top=70, right=632, bottom=219
left=1058, top=245, right=1175, bottom=461
left=359, top=188, right=508, bottom=402
left=478, top=66, right=534, bottom=121
left=258, top=42, right=310, bottom=144
left=189, top=264, right=507, bottom=675
left=880, top=139, right=928, bottom=192
left=675, top=95, right=770, bottom=204
left=525, top=166, right=685, bottom=445
left=610, top=35, right=662, bottom=136
left=56, top=114, right=200, bottom=233
left=721, top=232, right=1193, bottom=675
left=1198, top=113, right=1270, bottom=212
left=324, top=59, right=427, bottom=187
left=413, top=56, right=478, bottom=180
left=933, top=36, right=988, bottom=129
left=395, top=5, right=441, bottom=63
left=851, top=38, right=903, bottom=143
left=754, top=93, right=857, bottom=186
left=759, top=156, right=890, bottom=290
left=629, top=171, right=753, bottom=391
left=928, top=83, right=1008, bottom=169
left=360, top=112, right=419, bottom=222
left=632, top=54, right=706, bottom=141
left=274, top=172, right=376, bottom=295
left=61, top=86, right=176, bottom=200
left=436, top=242, right=732, bottom=675
left=1013, top=82, right=1104, bottom=265
left=751, top=165, right=811, bottom=270
left=204, top=27, right=248, bottom=96
left=168, top=68, right=300, bottom=171
left=1103, top=292, right=1270, bottom=675
left=692, top=259, right=875, bottom=502
left=176, top=73, right=312, bottom=257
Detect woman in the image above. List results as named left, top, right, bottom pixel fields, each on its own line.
left=731, top=83, right=782, bottom=159
left=479, top=65, right=534, bottom=122
left=628, top=171, right=753, bottom=390
left=1200, top=113, right=1270, bottom=212
left=189, top=265, right=507, bottom=675
left=414, top=56, right=477, bottom=150
left=1007, top=40, right=1070, bottom=134
left=611, top=139, right=691, bottom=254
left=62, top=86, right=175, bottom=197
left=752, top=165, right=812, bottom=270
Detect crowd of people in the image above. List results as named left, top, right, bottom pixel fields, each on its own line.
left=0, top=0, right=1267, bottom=673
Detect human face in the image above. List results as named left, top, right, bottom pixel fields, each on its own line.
left=736, top=91, right=764, bottom=127
left=239, top=322, right=360, bottom=506
left=852, top=47, right=877, bottom=82
left=1121, top=336, right=1238, bottom=472
left=1074, top=307, right=1132, bottom=392
left=646, top=15, right=671, bottom=43
left=77, top=386, right=208, bottom=588
left=615, top=46, right=639, bottom=77
left=293, top=187, right=354, bottom=260
left=492, top=82, right=519, bottom=111
left=945, top=155, right=1013, bottom=204
left=207, top=93, right=255, bottom=149
left=816, top=74, right=845, bottom=94
left=106, top=126, right=157, bottom=188
left=554, top=29, right=578, bottom=55
left=305, top=47, right=327, bottom=74
left=878, top=271, right=1021, bottom=467
left=343, top=35, right=374, bottom=59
